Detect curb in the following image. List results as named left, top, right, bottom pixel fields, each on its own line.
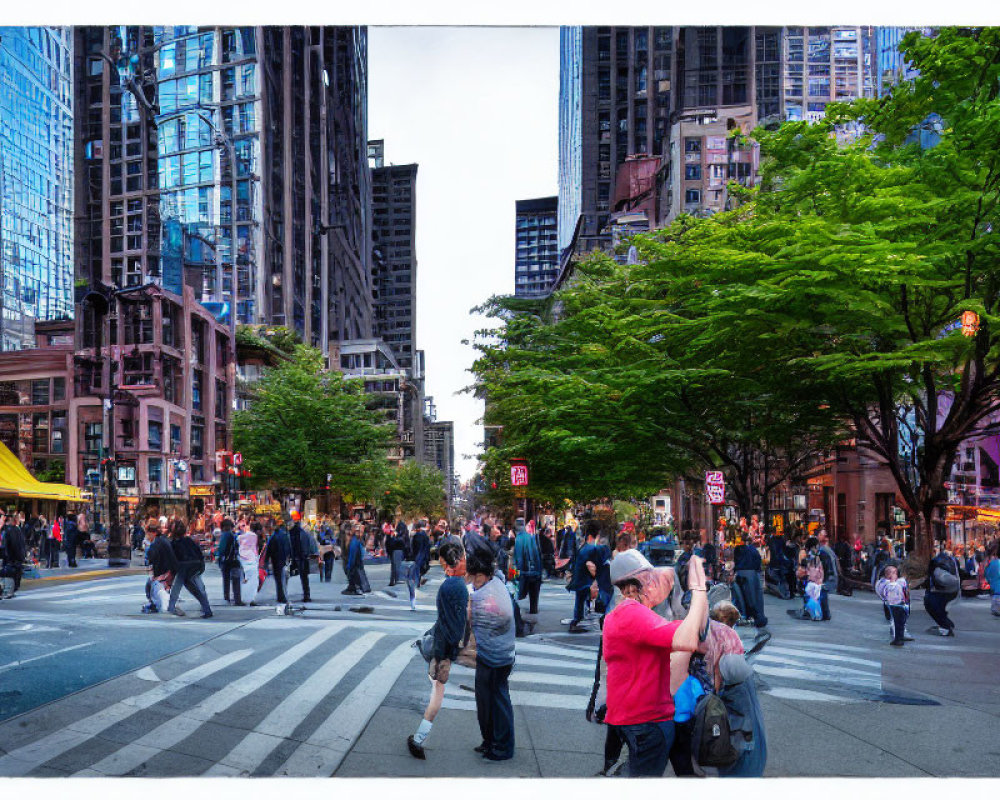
left=20, top=567, right=146, bottom=590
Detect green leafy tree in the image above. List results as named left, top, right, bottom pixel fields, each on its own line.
left=378, top=461, right=447, bottom=521
left=233, top=345, right=393, bottom=499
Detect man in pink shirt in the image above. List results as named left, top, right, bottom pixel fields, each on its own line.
left=603, top=548, right=709, bottom=777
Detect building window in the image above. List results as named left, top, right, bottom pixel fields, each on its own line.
left=84, top=422, right=103, bottom=454
left=215, top=378, right=226, bottom=419
left=685, top=164, right=702, bottom=180
left=148, top=458, right=163, bottom=489
left=51, top=411, right=66, bottom=454
left=685, top=188, right=701, bottom=204
left=191, top=424, right=204, bottom=460
left=32, top=413, right=49, bottom=453
left=52, top=377, right=65, bottom=402
left=31, top=379, right=49, bottom=405
left=685, top=137, right=701, bottom=153
left=170, top=423, right=182, bottom=454
left=148, top=420, right=163, bottom=450
left=192, top=370, right=203, bottom=412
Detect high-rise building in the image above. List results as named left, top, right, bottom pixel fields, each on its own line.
left=423, top=398, right=455, bottom=512
left=75, top=26, right=373, bottom=356
left=514, top=196, right=559, bottom=298
left=0, top=28, right=74, bottom=350
left=557, top=26, right=583, bottom=254
left=781, top=27, right=873, bottom=122
left=369, top=139, right=417, bottom=374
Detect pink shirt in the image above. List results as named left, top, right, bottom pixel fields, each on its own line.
left=602, top=598, right=681, bottom=726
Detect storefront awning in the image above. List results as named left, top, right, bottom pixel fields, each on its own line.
left=946, top=504, right=1000, bottom=524
left=0, top=441, right=83, bottom=502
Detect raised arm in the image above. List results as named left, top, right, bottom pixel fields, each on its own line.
left=671, top=555, right=708, bottom=653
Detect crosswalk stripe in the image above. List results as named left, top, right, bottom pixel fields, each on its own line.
left=763, top=645, right=881, bottom=668
left=0, top=641, right=96, bottom=673
left=755, top=652, right=881, bottom=677
left=74, top=623, right=346, bottom=776
left=204, top=631, right=385, bottom=776
left=275, top=639, right=417, bottom=776
left=443, top=688, right=588, bottom=711
left=22, top=581, right=145, bottom=600
left=514, top=654, right=594, bottom=672
left=448, top=664, right=591, bottom=691
left=0, top=649, right=251, bottom=777
left=764, top=686, right=864, bottom=703
left=515, top=641, right=596, bottom=661
left=754, top=663, right=881, bottom=689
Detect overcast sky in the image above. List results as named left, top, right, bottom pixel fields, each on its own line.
left=368, top=27, right=560, bottom=482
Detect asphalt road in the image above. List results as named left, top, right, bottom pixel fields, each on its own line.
left=0, top=560, right=998, bottom=777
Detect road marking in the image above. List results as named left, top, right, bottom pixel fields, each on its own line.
left=757, top=648, right=882, bottom=671
left=0, top=649, right=250, bottom=777
left=443, top=686, right=588, bottom=710
left=515, top=641, right=596, bottom=661
left=447, top=664, right=592, bottom=690
left=205, top=631, right=384, bottom=776
left=761, top=645, right=881, bottom=669
left=764, top=686, right=863, bottom=703
left=74, top=624, right=346, bottom=777
left=16, top=581, right=142, bottom=600
left=275, top=639, right=417, bottom=776
left=0, top=641, right=96, bottom=673
left=754, top=664, right=881, bottom=689
left=513, top=654, right=595, bottom=672
left=135, top=667, right=160, bottom=682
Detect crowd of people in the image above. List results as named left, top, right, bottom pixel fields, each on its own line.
left=0, top=510, right=95, bottom=597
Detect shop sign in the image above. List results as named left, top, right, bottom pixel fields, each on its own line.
left=189, top=485, right=215, bottom=497
left=705, top=471, right=725, bottom=505
left=511, top=459, right=529, bottom=487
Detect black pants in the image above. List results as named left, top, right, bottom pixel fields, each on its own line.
left=924, top=591, right=957, bottom=631
left=295, top=557, right=310, bottom=599
left=46, top=539, right=59, bottom=568
left=819, top=587, right=831, bottom=621
left=322, top=553, right=335, bottom=582
left=888, top=604, right=908, bottom=644
left=389, top=549, right=403, bottom=584
left=604, top=725, right=625, bottom=772
left=64, top=538, right=77, bottom=567
left=736, top=570, right=768, bottom=628
left=347, top=564, right=370, bottom=593
left=269, top=560, right=288, bottom=604
left=474, top=660, right=515, bottom=758
left=518, top=575, right=541, bottom=614
left=668, top=719, right=696, bottom=776
left=221, top=563, right=241, bottom=603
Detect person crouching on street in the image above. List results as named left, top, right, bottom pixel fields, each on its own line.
left=875, top=564, right=910, bottom=646
left=408, top=541, right=468, bottom=760
left=167, top=519, right=213, bottom=618
left=603, top=549, right=709, bottom=777
left=466, top=549, right=517, bottom=761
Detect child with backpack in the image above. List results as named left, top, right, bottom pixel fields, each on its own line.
left=875, top=564, right=910, bottom=646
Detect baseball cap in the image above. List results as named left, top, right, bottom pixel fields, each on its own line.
left=610, top=549, right=654, bottom=585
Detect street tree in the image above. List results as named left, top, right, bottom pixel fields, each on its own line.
left=233, top=345, right=393, bottom=500
left=378, top=461, right=447, bottom=521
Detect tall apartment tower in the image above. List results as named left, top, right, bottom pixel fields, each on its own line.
left=75, top=26, right=373, bottom=356
left=369, top=139, right=417, bottom=374
left=0, top=27, right=74, bottom=350
left=559, top=26, right=876, bottom=245
left=514, top=196, right=559, bottom=297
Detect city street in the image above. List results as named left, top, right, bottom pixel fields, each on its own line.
left=0, top=562, right=998, bottom=777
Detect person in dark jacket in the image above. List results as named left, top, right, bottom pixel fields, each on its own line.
left=288, top=514, right=314, bottom=603
left=167, top=519, right=212, bottom=618
left=766, top=532, right=790, bottom=599
left=317, top=522, right=336, bottom=583
left=406, top=521, right=432, bottom=611
left=407, top=541, right=469, bottom=760
left=539, top=524, right=557, bottom=579
left=513, top=517, right=543, bottom=614
left=558, top=523, right=578, bottom=576
left=62, top=514, right=78, bottom=568
left=567, top=529, right=601, bottom=632
left=216, top=518, right=242, bottom=605
left=396, top=519, right=411, bottom=560
left=264, top=521, right=292, bottom=606
left=925, top=546, right=960, bottom=636
left=343, top=523, right=371, bottom=596
left=386, top=525, right=405, bottom=586
left=1, top=513, right=27, bottom=595
left=733, top=541, right=768, bottom=630
left=144, top=522, right=177, bottom=613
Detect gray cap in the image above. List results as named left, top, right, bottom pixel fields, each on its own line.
left=609, top=548, right=654, bottom=585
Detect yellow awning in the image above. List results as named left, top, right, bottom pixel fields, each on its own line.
left=0, top=441, right=83, bottom=502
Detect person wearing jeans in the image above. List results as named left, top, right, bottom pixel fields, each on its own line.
left=924, top=548, right=960, bottom=636
left=513, top=518, right=542, bottom=615
left=603, top=549, right=709, bottom=777
left=167, top=520, right=213, bottom=618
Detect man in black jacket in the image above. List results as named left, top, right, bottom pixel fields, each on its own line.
left=287, top=514, right=313, bottom=603
left=145, top=524, right=177, bottom=613
left=217, top=518, right=242, bottom=605
left=168, top=520, right=213, bottom=618
left=1, top=513, right=27, bottom=595
left=62, top=514, right=78, bottom=568
left=265, top=521, right=291, bottom=605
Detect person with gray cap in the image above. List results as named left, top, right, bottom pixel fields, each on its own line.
left=602, top=548, right=709, bottom=777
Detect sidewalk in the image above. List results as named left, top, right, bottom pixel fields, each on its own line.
left=19, top=554, right=146, bottom=590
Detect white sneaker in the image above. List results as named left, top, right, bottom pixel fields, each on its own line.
left=902, top=627, right=914, bottom=641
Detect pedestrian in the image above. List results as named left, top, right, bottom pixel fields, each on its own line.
left=466, top=548, right=517, bottom=761
left=406, top=521, right=432, bottom=611
left=558, top=520, right=578, bottom=575
left=788, top=538, right=829, bottom=621
left=712, top=611, right=767, bottom=777
left=924, top=545, right=960, bottom=636
left=539, top=523, right=556, bottom=579
left=264, top=519, right=292, bottom=607
left=217, top=518, right=243, bottom=605
left=513, top=517, right=542, bottom=615
left=342, top=523, right=370, bottom=596
left=288, top=511, right=315, bottom=603
left=144, top=522, right=176, bottom=614
left=733, top=540, right=768, bottom=633
left=46, top=515, right=62, bottom=569
left=63, top=512, right=78, bottom=568
left=385, top=523, right=403, bottom=586
left=407, top=541, right=469, bottom=760
left=566, top=529, right=602, bottom=633
left=167, top=519, right=213, bottom=618
left=875, top=564, right=910, bottom=646
left=317, top=523, right=336, bottom=583
left=0, top=512, right=26, bottom=597
left=238, top=522, right=261, bottom=605
left=985, top=544, right=1000, bottom=617
left=602, top=549, right=710, bottom=777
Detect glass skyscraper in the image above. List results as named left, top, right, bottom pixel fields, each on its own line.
left=0, top=27, right=74, bottom=350
left=557, top=26, right=582, bottom=254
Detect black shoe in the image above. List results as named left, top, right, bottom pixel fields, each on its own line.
left=407, top=735, right=426, bottom=760
left=201, top=611, right=213, bottom=619
left=890, top=640, right=904, bottom=646
left=302, top=597, right=311, bottom=603
left=567, top=623, right=586, bottom=634
left=341, top=588, right=355, bottom=595
left=474, top=743, right=488, bottom=754
left=234, top=602, right=246, bottom=606
left=482, top=750, right=512, bottom=761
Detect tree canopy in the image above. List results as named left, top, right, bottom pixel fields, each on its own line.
left=233, top=345, right=393, bottom=499
left=473, top=28, right=1000, bottom=556
left=377, top=461, right=447, bottom=521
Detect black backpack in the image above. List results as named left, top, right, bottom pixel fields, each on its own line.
left=690, top=692, right=739, bottom=773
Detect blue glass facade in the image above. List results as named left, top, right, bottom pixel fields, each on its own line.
left=0, top=27, right=74, bottom=349
left=875, top=26, right=928, bottom=97
left=153, top=26, right=261, bottom=324
left=557, top=26, right=582, bottom=254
